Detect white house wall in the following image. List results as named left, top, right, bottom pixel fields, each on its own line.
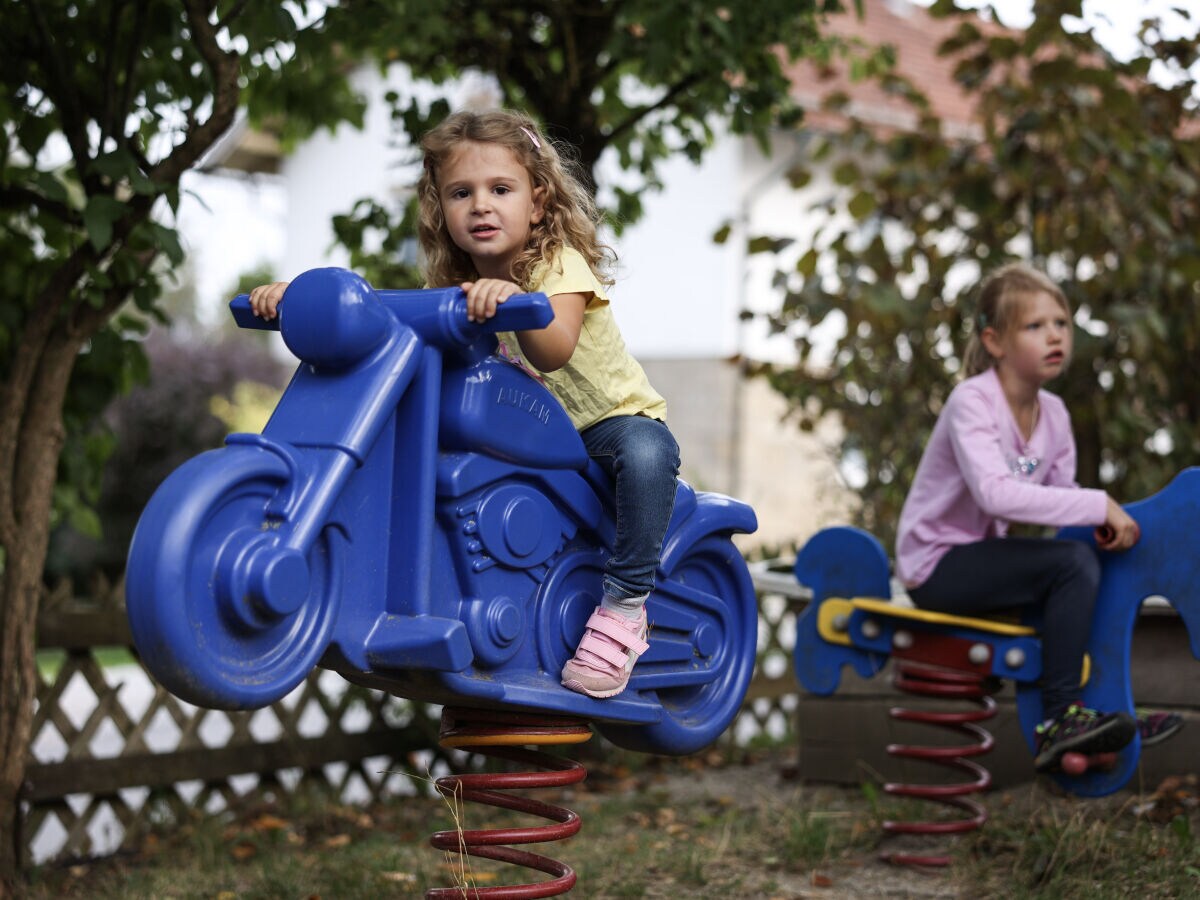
left=280, top=64, right=420, bottom=279
left=596, top=131, right=745, bottom=359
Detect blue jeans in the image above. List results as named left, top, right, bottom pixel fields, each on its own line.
left=581, top=415, right=680, bottom=602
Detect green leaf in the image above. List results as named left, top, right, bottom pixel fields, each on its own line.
left=787, top=166, right=813, bottom=189
left=91, top=148, right=139, bottom=182
left=748, top=235, right=794, bottom=255
left=150, top=223, right=186, bottom=265
left=1170, top=814, right=1192, bottom=845
left=833, top=160, right=860, bottom=186
left=82, top=195, right=126, bottom=252
left=35, top=171, right=69, bottom=204
left=847, top=190, right=876, bottom=218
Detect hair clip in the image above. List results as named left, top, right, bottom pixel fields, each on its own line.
left=519, top=126, right=542, bottom=150
left=978, top=312, right=988, bottom=328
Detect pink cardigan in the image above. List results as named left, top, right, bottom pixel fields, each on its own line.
left=895, top=368, right=1108, bottom=588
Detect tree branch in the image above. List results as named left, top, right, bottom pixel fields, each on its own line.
left=68, top=248, right=159, bottom=342
left=99, top=0, right=119, bottom=146
left=11, top=332, right=78, bottom=526
left=607, top=71, right=708, bottom=144
left=25, top=0, right=93, bottom=187
left=150, top=0, right=241, bottom=185
left=115, top=0, right=148, bottom=158
left=0, top=179, right=154, bottom=536
left=217, top=0, right=251, bottom=31
left=0, top=186, right=78, bottom=224
left=0, top=230, right=96, bottom=538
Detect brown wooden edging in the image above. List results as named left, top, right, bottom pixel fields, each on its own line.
left=36, top=603, right=131, bottom=651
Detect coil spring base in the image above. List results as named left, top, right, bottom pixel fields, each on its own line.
left=427, top=707, right=592, bottom=899
left=880, top=662, right=997, bottom=867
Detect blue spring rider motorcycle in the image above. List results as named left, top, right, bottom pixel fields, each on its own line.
left=126, top=267, right=758, bottom=755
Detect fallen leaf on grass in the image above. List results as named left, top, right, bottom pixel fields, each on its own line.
left=811, top=871, right=834, bottom=887
left=436, top=864, right=499, bottom=882
left=323, top=834, right=352, bottom=848
left=325, top=806, right=374, bottom=830
left=230, top=842, right=257, bottom=861
left=381, top=872, right=418, bottom=884
left=250, top=814, right=290, bottom=832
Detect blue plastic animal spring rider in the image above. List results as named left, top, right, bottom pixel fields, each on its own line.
left=126, top=267, right=759, bottom=756
left=792, top=470, right=1200, bottom=800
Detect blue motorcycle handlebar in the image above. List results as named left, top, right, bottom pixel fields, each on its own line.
left=229, top=269, right=552, bottom=368
left=229, top=294, right=280, bottom=330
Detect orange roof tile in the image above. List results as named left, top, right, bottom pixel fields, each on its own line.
left=785, top=0, right=1006, bottom=134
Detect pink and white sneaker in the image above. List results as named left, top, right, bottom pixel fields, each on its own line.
left=561, top=606, right=649, bottom=699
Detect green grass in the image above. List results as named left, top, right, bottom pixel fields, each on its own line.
left=953, top=789, right=1200, bottom=898
left=19, top=750, right=1200, bottom=899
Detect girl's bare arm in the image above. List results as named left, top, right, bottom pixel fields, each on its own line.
left=462, top=279, right=586, bottom=372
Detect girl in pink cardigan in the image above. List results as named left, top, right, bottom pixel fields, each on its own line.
left=896, top=264, right=1180, bottom=771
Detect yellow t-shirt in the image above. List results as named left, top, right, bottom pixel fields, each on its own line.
left=495, top=247, right=667, bottom=432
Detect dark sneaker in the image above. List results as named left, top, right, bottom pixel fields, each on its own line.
left=1034, top=704, right=1136, bottom=772
left=1137, top=710, right=1184, bottom=748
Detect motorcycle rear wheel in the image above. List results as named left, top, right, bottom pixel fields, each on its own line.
left=598, top=532, right=757, bottom=755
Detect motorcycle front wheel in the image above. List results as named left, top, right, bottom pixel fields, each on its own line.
left=126, top=444, right=342, bottom=709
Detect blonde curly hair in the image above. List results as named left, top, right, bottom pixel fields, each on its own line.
left=417, top=109, right=614, bottom=290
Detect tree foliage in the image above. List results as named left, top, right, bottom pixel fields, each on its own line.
left=313, top=0, right=864, bottom=283
left=0, top=1, right=362, bottom=884
left=754, top=0, right=1200, bottom=546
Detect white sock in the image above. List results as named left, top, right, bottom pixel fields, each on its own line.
left=601, top=593, right=648, bottom=620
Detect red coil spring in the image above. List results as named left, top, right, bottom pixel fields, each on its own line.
left=426, top=707, right=592, bottom=899
left=880, top=662, right=997, bottom=867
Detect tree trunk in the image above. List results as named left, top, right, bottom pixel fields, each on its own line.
left=0, top=550, right=41, bottom=893
left=0, top=333, right=80, bottom=894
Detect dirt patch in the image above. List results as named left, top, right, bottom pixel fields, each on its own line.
left=627, top=755, right=961, bottom=899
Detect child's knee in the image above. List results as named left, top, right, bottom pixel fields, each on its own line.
left=625, top=422, right=680, bottom=477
